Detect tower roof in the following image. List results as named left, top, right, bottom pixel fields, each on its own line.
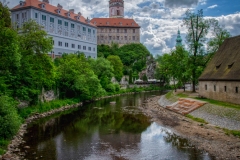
left=176, top=29, right=182, bottom=47
left=90, top=18, right=140, bottom=28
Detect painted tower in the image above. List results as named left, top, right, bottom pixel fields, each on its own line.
left=109, top=0, right=124, bottom=18
left=176, top=29, right=183, bottom=47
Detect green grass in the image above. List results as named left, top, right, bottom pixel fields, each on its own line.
left=194, top=98, right=240, bottom=110
left=18, top=98, right=80, bottom=119
left=186, top=114, right=208, bottom=124
left=0, top=139, right=9, bottom=155
left=223, top=128, right=240, bottom=137
left=165, top=91, right=173, bottom=99
left=176, top=93, right=188, bottom=98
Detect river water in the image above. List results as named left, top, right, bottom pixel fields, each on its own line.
left=20, top=91, right=214, bottom=160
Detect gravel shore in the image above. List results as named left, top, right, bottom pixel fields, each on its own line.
left=142, top=95, right=240, bottom=160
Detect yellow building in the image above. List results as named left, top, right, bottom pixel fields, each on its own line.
left=91, top=0, right=140, bottom=46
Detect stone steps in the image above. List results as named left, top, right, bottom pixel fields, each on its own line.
left=166, top=98, right=206, bottom=115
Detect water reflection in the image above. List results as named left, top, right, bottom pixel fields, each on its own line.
left=21, top=92, right=214, bottom=160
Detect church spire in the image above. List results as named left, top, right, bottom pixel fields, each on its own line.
left=176, top=28, right=182, bottom=47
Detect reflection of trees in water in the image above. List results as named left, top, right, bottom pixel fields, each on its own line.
left=163, top=130, right=209, bottom=160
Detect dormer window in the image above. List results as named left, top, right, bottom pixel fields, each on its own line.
left=132, top=23, right=134, bottom=26
left=228, top=62, right=234, bottom=69
left=19, top=1, right=25, bottom=6
left=56, top=9, right=61, bottom=14
left=41, top=3, right=45, bottom=9
left=119, top=22, right=122, bottom=25
left=67, top=12, right=71, bottom=18
left=106, top=22, right=109, bottom=25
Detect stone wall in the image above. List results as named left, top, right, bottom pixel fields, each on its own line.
left=199, top=81, right=240, bottom=105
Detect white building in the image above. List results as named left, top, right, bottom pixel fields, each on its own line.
left=11, top=0, right=97, bottom=58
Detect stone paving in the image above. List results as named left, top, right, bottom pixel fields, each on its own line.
left=165, top=98, right=206, bottom=115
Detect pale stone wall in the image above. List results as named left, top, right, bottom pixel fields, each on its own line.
left=97, top=27, right=140, bottom=46
left=199, top=81, right=240, bottom=104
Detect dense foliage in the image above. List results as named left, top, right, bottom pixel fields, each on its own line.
left=97, top=43, right=151, bottom=79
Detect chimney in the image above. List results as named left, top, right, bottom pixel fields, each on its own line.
left=78, top=12, right=82, bottom=16
left=57, top=4, right=63, bottom=9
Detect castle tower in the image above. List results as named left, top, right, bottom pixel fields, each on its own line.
left=109, top=0, right=124, bottom=18
left=176, top=29, right=183, bottom=47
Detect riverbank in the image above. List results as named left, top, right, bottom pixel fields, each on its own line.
left=0, top=89, right=162, bottom=160
left=141, top=95, right=240, bottom=160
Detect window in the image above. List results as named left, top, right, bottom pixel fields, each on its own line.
left=58, top=20, right=62, bottom=25
left=224, top=86, right=227, bottom=92
left=72, top=44, right=75, bottom=48
left=117, top=29, right=119, bottom=33
left=133, top=36, right=136, bottom=40
left=50, top=17, right=54, bottom=23
left=117, top=10, right=120, bottom=15
left=58, top=52, right=62, bottom=55
left=88, top=28, right=91, bottom=33
left=83, top=27, right=86, bottom=31
left=71, top=23, right=75, bottom=28
left=64, top=22, right=68, bottom=26
left=93, top=48, right=95, bottom=51
left=58, top=41, right=62, bottom=46
left=52, top=40, right=54, bottom=45
left=214, top=85, right=216, bottom=91
left=133, top=29, right=135, bottom=33
left=109, top=36, right=112, bottom=40
left=117, top=36, right=119, bottom=40
left=35, top=13, right=38, bottom=18
left=124, top=29, right=127, bottom=33
left=65, top=43, right=68, bottom=47
left=42, top=15, right=46, bottom=20
left=93, top=30, right=95, bottom=34
left=78, top=45, right=81, bottom=49
left=205, top=85, right=207, bottom=90
left=236, top=87, right=239, bottom=93
left=16, top=14, right=19, bottom=19
left=88, top=47, right=91, bottom=51
left=83, top=46, right=86, bottom=50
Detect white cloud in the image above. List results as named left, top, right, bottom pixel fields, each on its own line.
left=199, top=0, right=207, bottom=5
left=6, top=0, right=240, bottom=56
left=207, top=4, right=218, bottom=9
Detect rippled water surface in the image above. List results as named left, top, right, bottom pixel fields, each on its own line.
left=21, top=91, right=214, bottom=160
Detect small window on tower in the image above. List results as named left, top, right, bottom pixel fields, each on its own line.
left=117, top=10, right=120, bottom=16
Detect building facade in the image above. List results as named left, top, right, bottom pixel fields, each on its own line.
left=11, top=0, right=97, bottom=58
left=91, top=0, right=140, bottom=46
left=199, top=35, right=240, bottom=105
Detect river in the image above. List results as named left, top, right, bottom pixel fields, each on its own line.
left=20, top=91, right=214, bottom=160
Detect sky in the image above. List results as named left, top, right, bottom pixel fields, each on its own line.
left=6, top=0, right=240, bottom=56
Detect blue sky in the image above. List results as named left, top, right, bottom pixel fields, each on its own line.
left=6, top=0, right=240, bottom=56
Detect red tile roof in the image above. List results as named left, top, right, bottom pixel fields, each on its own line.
left=11, top=0, right=96, bottom=27
left=90, top=18, right=140, bottom=28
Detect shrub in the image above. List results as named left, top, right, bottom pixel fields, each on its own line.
left=0, top=96, right=22, bottom=139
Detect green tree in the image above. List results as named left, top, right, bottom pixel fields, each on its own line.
left=0, top=96, right=21, bottom=139
left=57, top=54, right=105, bottom=100
left=183, top=9, right=210, bottom=92
left=0, top=3, right=21, bottom=96
left=107, top=55, right=123, bottom=81
left=14, top=20, right=55, bottom=102
left=89, top=57, right=114, bottom=90
left=207, top=19, right=231, bottom=60
left=0, top=1, right=11, bottom=27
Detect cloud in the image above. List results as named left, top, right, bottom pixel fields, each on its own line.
left=6, top=0, right=240, bottom=56
left=199, top=0, right=207, bottom=5
left=165, top=0, right=198, bottom=8
left=207, top=4, right=218, bottom=9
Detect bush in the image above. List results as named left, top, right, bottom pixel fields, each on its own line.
left=114, top=84, right=120, bottom=92
left=0, top=96, right=22, bottom=139
left=105, top=83, right=115, bottom=93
